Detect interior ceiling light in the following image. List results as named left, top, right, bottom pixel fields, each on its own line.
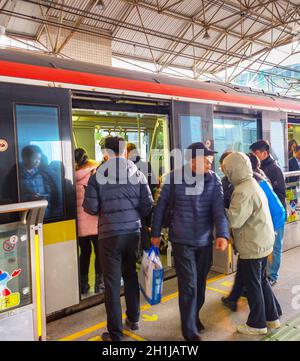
left=203, top=28, right=210, bottom=40
left=95, top=0, right=105, bottom=11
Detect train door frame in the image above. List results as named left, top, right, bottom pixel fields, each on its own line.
left=70, top=91, right=173, bottom=303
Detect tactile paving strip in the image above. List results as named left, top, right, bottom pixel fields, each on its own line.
left=264, top=314, right=300, bottom=341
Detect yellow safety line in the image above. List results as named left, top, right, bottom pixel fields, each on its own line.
left=34, top=234, right=42, bottom=338
left=59, top=321, right=107, bottom=341
left=88, top=336, right=102, bottom=341
left=123, top=329, right=147, bottom=341
left=206, top=286, right=229, bottom=295
left=58, top=273, right=227, bottom=341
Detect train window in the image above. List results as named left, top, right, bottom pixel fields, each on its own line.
left=213, top=115, right=257, bottom=175
left=15, top=105, right=64, bottom=220
left=270, top=121, right=285, bottom=169
left=179, top=115, right=202, bottom=160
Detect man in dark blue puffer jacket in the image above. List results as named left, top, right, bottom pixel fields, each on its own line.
left=151, top=142, right=229, bottom=341
left=83, top=136, right=153, bottom=341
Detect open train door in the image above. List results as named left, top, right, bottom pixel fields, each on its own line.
left=0, top=82, right=79, bottom=316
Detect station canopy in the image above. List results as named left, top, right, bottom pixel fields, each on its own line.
left=1, top=0, right=300, bottom=97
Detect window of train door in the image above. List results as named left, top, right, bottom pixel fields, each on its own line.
left=172, top=101, right=214, bottom=163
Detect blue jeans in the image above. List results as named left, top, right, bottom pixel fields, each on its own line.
left=268, top=226, right=284, bottom=282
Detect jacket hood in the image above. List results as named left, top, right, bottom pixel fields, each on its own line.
left=96, top=157, right=140, bottom=184
left=223, top=152, right=253, bottom=186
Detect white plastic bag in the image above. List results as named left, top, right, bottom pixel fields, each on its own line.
left=139, top=246, right=164, bottom=305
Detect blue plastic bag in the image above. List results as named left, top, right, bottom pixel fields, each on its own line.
left=139, top=246, right=164, bottom=305
left=259, top=179, right=286, bottom=231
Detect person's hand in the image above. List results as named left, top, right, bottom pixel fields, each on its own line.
left=151, top=237, right=161, bottom=248
left=215, top=237, right=228, bottom=251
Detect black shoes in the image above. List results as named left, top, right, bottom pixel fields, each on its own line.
left=186, top=335, right=202, bottom=341
left=80, top=275, right=90, bottom=295
left=197, top=319, right=205, bottom=333
left=125, top=318, right=139, bottom=331
left=221, top=296, right=238, bottom=312
left=94, top=274, right=105, bottom=294
left=101, top=332, right=123, bottom=342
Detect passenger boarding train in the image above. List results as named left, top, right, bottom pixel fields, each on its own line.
left=0, top=48, right=300, bottom=319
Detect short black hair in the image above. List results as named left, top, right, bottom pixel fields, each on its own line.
left=219, top=151, right=232, bottom=164
left=104, top=136, right=126, bottom=155
left=21, top=145, right=42, bottom=160
left=294, top=145, right=300, bottom=153
left=250, top=140, right=270, bottom=153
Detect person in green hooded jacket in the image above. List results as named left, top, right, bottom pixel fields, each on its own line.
left=223, top=152, right=281, bottom=336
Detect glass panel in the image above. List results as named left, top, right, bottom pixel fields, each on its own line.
left=179, top=115, right=202, bottom=160
left=15, top=105, right=64, bottom=220
left=285, top=178, right=300, bottom=223
left=213, top=115, right=257, bottom=176
left=0, top=222, right=31, bottom=312
left=270, top=121, right=285, bottom=169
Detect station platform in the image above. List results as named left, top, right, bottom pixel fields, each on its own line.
left=47, top=246, right=300, bottom=342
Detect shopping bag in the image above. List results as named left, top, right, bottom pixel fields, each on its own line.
left=139, top=246, right=164, bottom=305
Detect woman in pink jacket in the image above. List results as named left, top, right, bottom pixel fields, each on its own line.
left=75, top=148, right=104, bottom=295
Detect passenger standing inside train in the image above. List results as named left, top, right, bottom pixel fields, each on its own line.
left=75, top=148, right=104, bottom=295
left=219, top=151, right=233, bottom=209
left=83, top=136, right=153, bottom=341
left=127, top=143, right=157, bottom=253
left=19, top=145, right=58, bottom=218
left=288, top=145, right=300, bottom=183
left=151, top=142, right=229, bottom=341
left=250, top=140, right=286, bottom=286
left=288, top=139, right=298, bottom=160
left=223, top=152, right=281, bottom=335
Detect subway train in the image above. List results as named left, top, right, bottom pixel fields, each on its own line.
left=0, top=48, right=300, bottom=319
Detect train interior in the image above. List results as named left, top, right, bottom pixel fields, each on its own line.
left=72, top=105, right=170, bottom=299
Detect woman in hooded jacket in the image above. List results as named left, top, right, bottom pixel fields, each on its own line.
left=75, top=148, right=104, bottom=295
left=222, top=152, right=281, bottom=336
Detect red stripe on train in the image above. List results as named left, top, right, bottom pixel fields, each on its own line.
left=1, top=60, right=300, bottom=112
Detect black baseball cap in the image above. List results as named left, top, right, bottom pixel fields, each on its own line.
left=186, top=142, right=218, bottom=160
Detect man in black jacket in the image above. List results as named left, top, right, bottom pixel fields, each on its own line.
left=83, top=136, right=153, bottom=341
left=250, top=140, right=286, bottom=286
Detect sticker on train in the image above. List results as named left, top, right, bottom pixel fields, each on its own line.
left=0, top=269, right=22, bottom=303
left=0, top=139, right=8, bottom=152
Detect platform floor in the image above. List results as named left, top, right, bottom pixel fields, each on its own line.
left=47, top=246, right=300, bottom=341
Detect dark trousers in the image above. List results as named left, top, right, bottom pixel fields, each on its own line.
left=99, top=233, right=140, bottom=341
left=172, top=243, right=212, bottom=341
left=78, top=235, right=101, bottom=276
left=228, top=257, right=244, bottom=301
left=239, top=256, right=280, bottom=329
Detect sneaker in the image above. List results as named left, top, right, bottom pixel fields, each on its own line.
left=237, top=324, right=268, bottom=335
left=266, top=319, right=281, bottom=329
left=221, top=296, right=237, bottom=312
left=125, top=318, right=139, bottom=331
left=101, top=332, right=112, bottom=341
